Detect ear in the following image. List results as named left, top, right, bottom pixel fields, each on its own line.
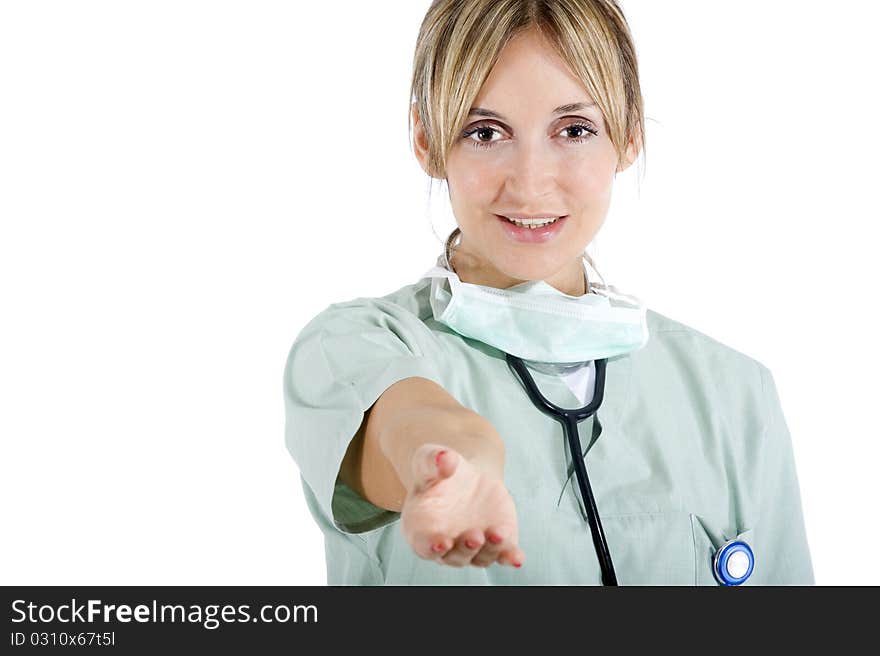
left=616, top=126, right=643, bottom=173
left=411, top=103, right=433, bottom=177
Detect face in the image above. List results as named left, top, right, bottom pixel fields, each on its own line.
left=413, top=28, right=638, bottom=294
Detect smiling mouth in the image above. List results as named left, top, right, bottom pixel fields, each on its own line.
left=496, top=214, right=567, bottom=228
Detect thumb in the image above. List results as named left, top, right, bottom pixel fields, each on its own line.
left=411, top=444, right=459, bottom=493
left=433, top=446, right=459, bottom=480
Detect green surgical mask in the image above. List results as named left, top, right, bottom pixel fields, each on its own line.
left=420, top=253, right=649, bottom=364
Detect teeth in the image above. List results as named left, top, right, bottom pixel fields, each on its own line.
left=505, top=216, right=560, bottom=229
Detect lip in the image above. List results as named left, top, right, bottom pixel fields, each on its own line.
left=499, top=213, right=567, bottom=220
left=495, top=214, right=568, bottom=244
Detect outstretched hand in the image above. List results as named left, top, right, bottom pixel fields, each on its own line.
left=400, top=443, right=525, bottom=569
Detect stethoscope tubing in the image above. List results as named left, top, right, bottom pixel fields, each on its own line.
left=506, top=354, right=618, bottom=586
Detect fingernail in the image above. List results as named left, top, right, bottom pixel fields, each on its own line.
left=514, top=562, right=522, bottom=568
left=465, top=539, right=477, bottom=549
left=435, top=450, right=447, bottom=466
left=488, top=533, right=502, bottom=544
left=431, top=543, right=444, bottom=552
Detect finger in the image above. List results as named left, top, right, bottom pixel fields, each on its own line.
left=470, top=544, right=498, bottom=568
left=470, top=526, right=512, bottom=567
left=415, top=533, right=452, bottom=561
left=441, top=529, right=485, bottom=567
left=497, top=547, right=525, bottom=569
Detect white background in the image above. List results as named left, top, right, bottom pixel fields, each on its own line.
left=1, top=1, right=877, bottom=585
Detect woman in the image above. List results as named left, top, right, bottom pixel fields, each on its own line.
left=283, top=0, right=814, bottom=585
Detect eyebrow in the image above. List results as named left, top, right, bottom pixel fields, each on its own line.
left=468, top=101, right=597, bottom=120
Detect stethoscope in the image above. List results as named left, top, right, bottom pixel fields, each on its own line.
left=506, top=352, right=755, bottom=586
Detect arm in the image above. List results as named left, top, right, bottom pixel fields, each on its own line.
left=752, top=364, right=815, bottom=584
left=339, top=376, right=505, bottom=512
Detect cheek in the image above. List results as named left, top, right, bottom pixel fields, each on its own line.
left=448, top=163, right=502, bottom=205
left=564, top=138, right=619, bottom=186
left=564, top=162, right=615, bottom=203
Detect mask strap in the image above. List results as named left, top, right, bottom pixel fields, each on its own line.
left=581, top=252, right=645, bottom=310
left=436, top=247, right=636, bottom=305
left=582, top=252, right=608, bottom=293
left=444, top=229, right=461, bottom=274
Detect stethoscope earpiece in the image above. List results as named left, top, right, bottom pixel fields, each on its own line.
left=713, top=539, right=755, bottom=586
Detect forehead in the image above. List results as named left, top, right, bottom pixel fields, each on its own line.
left=468, top=101, right=598, bottom=121
left=469, top=30, right=597, bottom=120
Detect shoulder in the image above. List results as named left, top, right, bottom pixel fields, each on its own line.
left=637, top=306, right=769, bottom=400
left=633, top=308, right=784, bottom=464
left=292, top=278, right=438, bottom=354
left=284, top=278, right=445, bottom=403
left=645, top=307, right=768, bottom=369
left=314, top=278, right=433, bottom=323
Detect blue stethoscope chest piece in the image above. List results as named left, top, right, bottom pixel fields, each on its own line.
left=713, top=539, right=755, bottom=586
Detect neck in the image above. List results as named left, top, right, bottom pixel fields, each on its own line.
left=449, top=239, right=588, bottom=296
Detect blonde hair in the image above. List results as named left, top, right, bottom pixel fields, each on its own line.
left=408, top=0, right=645, bottom=280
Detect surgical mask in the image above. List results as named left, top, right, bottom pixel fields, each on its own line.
left=419, top=252, right=649, bottom=364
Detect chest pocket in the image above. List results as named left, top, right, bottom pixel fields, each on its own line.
left=595, top=511, right=753, bottom=585
left=691, top=515, right=757, bottom=586
left=597, top=512, right=697, bottom=585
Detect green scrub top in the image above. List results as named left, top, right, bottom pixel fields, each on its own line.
left=283, top=275, right=814, bottom=585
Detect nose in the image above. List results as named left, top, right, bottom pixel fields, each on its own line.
left=504, top=140, right=560, bottom=200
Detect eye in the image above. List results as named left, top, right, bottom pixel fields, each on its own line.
left=561, top=123, right=599, bottom=142
left=461, top=125, right=503, bottom=150
left=461, top=121, right=599, bottom=150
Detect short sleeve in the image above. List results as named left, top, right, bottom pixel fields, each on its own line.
left=283, top=296, right=445, bottom=535
left=751, top=364, right=815, bottom=584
